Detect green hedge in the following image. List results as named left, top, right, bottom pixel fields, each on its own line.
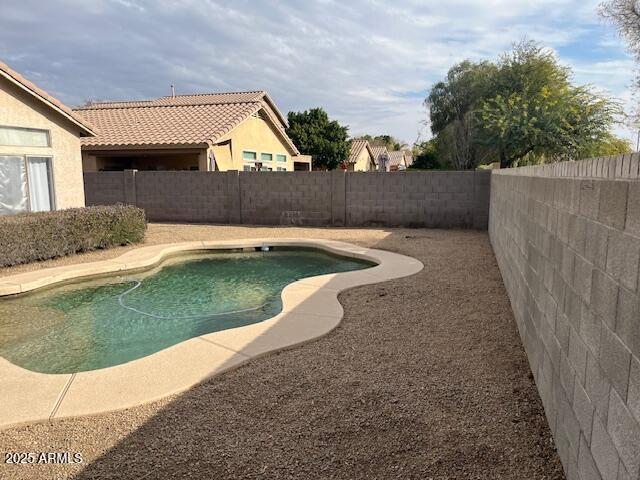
left=0, top=205, right=147, bottom=267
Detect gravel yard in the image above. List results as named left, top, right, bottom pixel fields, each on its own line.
left=0, top=225, right=564, bottom=479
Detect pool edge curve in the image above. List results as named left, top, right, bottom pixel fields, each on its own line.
left=0, top=238, right=423, bottom=429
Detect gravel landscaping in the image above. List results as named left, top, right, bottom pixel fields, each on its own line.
left=0, top=225, right=564, bottom=479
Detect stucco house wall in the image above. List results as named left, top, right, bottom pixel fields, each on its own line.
left=353, top=147, right=375, bottom=172
left=217, top=113, right=298, bottom=171
left=0, top=76, right=86, bottom=209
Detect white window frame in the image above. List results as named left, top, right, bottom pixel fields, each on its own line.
left=276, top=154, right=287, bottom=163
left=276, top=167, right=286, bottom=172
left=0, top=154, right=56, bottom=214
left=0, top=125, right=51, bottom=148
left=260, top=152, right=273, bottom=163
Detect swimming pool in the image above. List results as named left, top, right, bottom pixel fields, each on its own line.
left=0, top=247, right=375, bottom=374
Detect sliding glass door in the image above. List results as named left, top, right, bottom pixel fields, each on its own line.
left=0, top=155, right=54, bottom=215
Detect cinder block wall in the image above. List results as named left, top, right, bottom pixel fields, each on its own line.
left=84, top=170, right=491, bottom=228
left=240, top=171, right=332, bottom=226
left=136, top=172, right=229, bottom=223
left=346, top=171, right=489, bottom=228
left=83, top=172, right=125, bottom=207
left=489, top=155, right=640, bottom=480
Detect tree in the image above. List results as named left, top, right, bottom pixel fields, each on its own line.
left=410, top=139, right=441, bottom=169
left=427, top=60, right=496, bottom=135
left=362, top=134, right=407, bottom=151
left=426, top=61, right=497, bottom=168
left=426, top=41, right=621, bottom=169
left=437, top=113, right=478, bottom=169
left=577, top=132, right=633, bottom=158
left=285, top=108, right=350, bottom=170
left=600, top=1, right=640, bottom=63
left=600, top=0, right=640, bottom=122
left=479, top=42, right=620, bottom=167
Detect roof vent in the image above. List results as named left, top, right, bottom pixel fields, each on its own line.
left=170, top=84, right=175, bottom=98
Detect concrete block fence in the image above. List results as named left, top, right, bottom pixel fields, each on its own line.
left=84, top=170, right=491, bottom=228
left=489, top=154, right=640, bottom=480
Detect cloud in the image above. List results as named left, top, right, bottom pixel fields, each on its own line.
left=0, top=0, right=635, bottom=143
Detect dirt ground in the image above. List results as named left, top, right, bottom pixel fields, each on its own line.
left=0, top=225, right=565, bottom=479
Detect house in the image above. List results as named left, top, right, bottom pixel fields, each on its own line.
left=370, top=145, right=389, bottom=172
left=0, top=61, right=95, bottom=215
left=403, top=150, right=414, bottom=168
left=75, top=91, right=310, bottom=173
left=345, top=138, right=376, bottom=171
left=385, top=150, right=413, bottom=170
left=387, top=151, right=406, bottom=171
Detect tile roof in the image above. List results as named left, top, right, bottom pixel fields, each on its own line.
left=369, top=145, right=388, bottom=161
left=348, top=138, right=371, bottom=164
left=78, top=91, right=266, bottom=110
left=0, top=60, right=95, bottom=136
left=74, top=91, right=298, bottom=153
left=387, top=151, right=404, bottom=166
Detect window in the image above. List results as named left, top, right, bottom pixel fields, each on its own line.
left=242, top=151, right=257, bottom=161
left=276, top=154, right=287, bottom=163
left=243, top=165, right=251, bottom=171
left=0, top=127, right=50, bottom=147
left=277, top=167, right=286, bottom=172
left=261, top=153, right=272, bottom=162
left=0, top=156, right=27, bottom=214
left=0, top=156, right=54, bottom=215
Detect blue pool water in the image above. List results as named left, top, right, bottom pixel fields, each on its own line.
left=0, top=248, right=374, bottom=373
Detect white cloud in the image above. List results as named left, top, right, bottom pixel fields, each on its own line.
left=0, top=0, right=635, bottom=143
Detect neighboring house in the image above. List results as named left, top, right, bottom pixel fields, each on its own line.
left=75, top=91, right=310, bottom=173
left=0, top=61, right=95, bottom=215
left=387, top=151, right=405, bottom=171
left=345, top=138, right=376, bottom=171
left=370, top=145, right=389, bottom=172
left=403, top=150, right=414, bottom=168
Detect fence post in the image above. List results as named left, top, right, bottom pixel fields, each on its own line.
left=123, top=169, right=137, bottom=206
left=227, top=170, right=242, bottom=224
left=330, top=170, right=346, bottom=226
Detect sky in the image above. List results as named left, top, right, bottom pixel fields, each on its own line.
left=0, top=0, right=637, bottom=145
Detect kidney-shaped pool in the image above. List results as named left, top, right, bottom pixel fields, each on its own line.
left=0, top=247, right=375, bottom=374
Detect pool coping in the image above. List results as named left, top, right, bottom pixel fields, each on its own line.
left=0, top=238, right=423, bottom=430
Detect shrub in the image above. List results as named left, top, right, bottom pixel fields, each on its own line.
left=0, top=205, right=147, bottom=267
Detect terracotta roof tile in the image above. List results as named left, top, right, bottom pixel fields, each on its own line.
left=348, top=138, right=371, bottom=163
left=387, top=151, right=404, bottom=166
left=370, top=145, right=388, bottom=161
left=370, top=145, right=387, bottom=156
left=0, top=60, right=95, bottom=135
left=77, top=91, right=267, bottom=110
left=75, top=91, right=298, bottom=153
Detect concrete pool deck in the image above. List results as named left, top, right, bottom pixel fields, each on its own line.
left=0, top=238, right=422, bottom=428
